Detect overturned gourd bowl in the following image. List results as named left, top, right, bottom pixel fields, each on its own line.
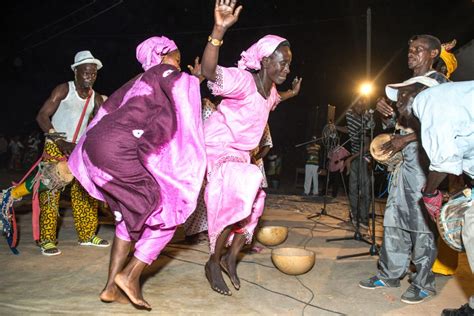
left=271, top=247, right=315, bottom=275
left=255, top=226, right=288, bottom=246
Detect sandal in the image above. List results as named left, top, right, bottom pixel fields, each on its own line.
left=79, top=235, right=110, bottom=248
left=40, top=242, right=62, bottom=256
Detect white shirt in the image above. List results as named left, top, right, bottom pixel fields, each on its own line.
left=51, top=81, right=95, bottom=143
left=412, top=81, right=474, bottom=178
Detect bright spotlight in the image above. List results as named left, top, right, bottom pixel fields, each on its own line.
left=359, top=82, right=373, bottom=96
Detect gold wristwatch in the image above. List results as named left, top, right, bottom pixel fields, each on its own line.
left=208, top=36, right=223, bottom=47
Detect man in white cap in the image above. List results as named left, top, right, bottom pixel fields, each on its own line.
left=35, top=50, right=109, bottom=256
left=359, top=34, right=448, bottom=304
left=402, top=81, right=473, bottom=315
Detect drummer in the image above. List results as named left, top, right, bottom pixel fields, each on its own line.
left=401, top=80, right=474, bottom=315
left=359, top=34, right=448, bottom=304
left=34, top=50, right=109, bottom=256
left=1, top=51, right=109, bottom=255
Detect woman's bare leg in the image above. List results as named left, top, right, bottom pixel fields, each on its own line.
left=99, top=236, right=131, bottom=304
left=221, top=232, right=246, bottom=290
left=205, top=226, right=232, bottom=295
left=114, top=257, right=150, bottom=309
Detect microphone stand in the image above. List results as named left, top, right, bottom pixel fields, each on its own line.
left=367, top=110, right=379, bottom=255
left=305, top=124, right=349, bottom=222
left=307, top=143, right=346, bottom=222
left=295, top=136, right=325, bottom=148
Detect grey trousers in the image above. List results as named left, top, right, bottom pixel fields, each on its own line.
left=304, top=164, right=319, bottom=195
left=348, top=158, right=370, bottom=224
left=377, top=226, right=437, bottom=293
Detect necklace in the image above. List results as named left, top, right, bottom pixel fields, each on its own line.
left=256, top=73, right=268, bottom=99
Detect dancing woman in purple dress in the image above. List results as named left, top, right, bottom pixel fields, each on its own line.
left=68, top=36, right=206, bottom=308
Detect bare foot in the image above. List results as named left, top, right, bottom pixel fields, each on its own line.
left=114, top=272, right=151, bottom=309
left=220, top=254, right=240, bottom=290
left=205, top=260, right=232, bottom=295
left=99, top=284, right=130, bottom=304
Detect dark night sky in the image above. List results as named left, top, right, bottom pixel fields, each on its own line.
left=2, top=0, right=473, bottom=154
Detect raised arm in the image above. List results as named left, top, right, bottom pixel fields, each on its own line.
left=187, top=56, right=205, bottom=83
left=201, top=0, right=242, bottom=81
left=278, top=77, right=302, bottom=102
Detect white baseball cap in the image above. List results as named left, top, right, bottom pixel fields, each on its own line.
left=71, top=50, right=103, bottom=71
left=385, top=75, right=439, bottom=101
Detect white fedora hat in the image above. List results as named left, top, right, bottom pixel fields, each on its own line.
left=71, top=50, right=103, bottom=71
left=385, top=75, right=439, bottom=101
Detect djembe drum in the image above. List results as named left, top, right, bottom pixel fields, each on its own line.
left=10, top=160, right=74, bottom=197
left=37, top=161, right=74, bottom=190
left=1, top=160, right=74, bottom=253
left=370, top=133, right=403, bottom=172
left=437, top=188, right=472, bottom=252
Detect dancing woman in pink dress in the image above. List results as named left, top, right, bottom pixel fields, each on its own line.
left=201, top=0, right=302, bottom=295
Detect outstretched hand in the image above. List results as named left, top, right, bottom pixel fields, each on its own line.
left=291, top=77, right=303, bottom=95
left=214, top=0, right=242, bottom=30
left=187, top=57, right=204, bottom=82
left=376, top=96, right=394, bottom=118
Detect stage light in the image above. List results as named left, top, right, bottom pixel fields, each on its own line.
left=359, top=82, right=373, bottom=96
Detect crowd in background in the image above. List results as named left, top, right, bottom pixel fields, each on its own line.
left=0, top=131, right=42, bottom=171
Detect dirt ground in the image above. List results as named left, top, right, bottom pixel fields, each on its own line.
left=0, top=171, right=473, bottom=315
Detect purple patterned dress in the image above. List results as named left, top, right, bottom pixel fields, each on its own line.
left=69, top=64, right=206, bottom=241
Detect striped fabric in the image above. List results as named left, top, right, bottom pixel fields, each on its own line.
left=346, top=108, right=370, bottom=154
left=306, top=143, right=320, bottom=165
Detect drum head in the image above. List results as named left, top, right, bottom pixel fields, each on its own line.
left=56, top=161, right=74, bottom=183
left=437, top=192, right=471, bottom=252
left=370, top=133, right=393, bottom=163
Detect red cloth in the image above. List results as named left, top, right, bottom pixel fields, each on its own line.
left=422, top=190, right=443, bottom=220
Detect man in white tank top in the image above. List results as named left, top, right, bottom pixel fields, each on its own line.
left=35, top=50, right=109, bottom=256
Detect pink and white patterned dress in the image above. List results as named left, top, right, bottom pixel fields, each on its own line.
left=183, top=102, right=216, bottom=237
left=254, top=124, right=273, bottom=188
left=204, top=66, right=280, bottom=252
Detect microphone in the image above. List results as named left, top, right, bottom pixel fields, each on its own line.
left=364, top=109, right=375, bottom=129
left=366, top=109, right=375, bottom=129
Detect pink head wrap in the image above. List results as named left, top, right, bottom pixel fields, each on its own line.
left=136, top=36, right=178, bottom=71
left=237, top=35, right=288, bottom=70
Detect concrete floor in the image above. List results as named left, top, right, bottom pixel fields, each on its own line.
left=1, top=186, right=473, bottom=315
